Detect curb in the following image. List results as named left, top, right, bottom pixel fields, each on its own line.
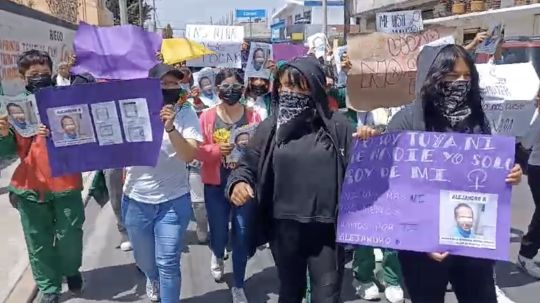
left=3, top=171, right=96, bottom=303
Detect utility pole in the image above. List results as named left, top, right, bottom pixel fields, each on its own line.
left=344, top=0, right=350, bottom=42
left=138, top=0, right=144, bottom=27
left=323, top=0, right=328, bottom=36
left=119, top=0, right=129, bottom=25
left=152, top=0, right=157, bottom=32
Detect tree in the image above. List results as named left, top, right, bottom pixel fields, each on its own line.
left=162, top=24, right=173, bottom=38
left=106, top=0, right=152, bottom=26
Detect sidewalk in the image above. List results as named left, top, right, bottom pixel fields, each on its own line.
left=0, top=160, right=95, bottom=303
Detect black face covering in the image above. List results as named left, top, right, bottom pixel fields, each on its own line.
left=252, top=85, right=268, bottom=97
left=26, top=74, right=53, bottom=93
left=219, top=86, right=243, bottom=105
left=162, top=88, right=181, bottom=105
left=434, top=80, right=472, bottom=127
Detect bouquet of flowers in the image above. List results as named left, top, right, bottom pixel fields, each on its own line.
left=213, top=128, right=231, bottom=144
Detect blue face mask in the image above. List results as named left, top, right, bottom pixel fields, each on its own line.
left=12, top=120, right=27, bottom=130
left=457, top=226, right=472, bottom=238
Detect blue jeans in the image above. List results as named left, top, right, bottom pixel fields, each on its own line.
left=204, top=182, right=254, bottom=288
left=123, top=194, right=191, bottom=303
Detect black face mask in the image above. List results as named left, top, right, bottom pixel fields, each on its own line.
left=252, top=85, right=268, bottom=97
left=26, top=74, right=53, bottom=93
left=162, top=88, right=181, bottom=105
left=219, top=86, right=243, bottom=105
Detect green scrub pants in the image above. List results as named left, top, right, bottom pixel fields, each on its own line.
left=353, top=246, right=402, bottom=286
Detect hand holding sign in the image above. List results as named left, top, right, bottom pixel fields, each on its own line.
left=37, top=124, right=50, bottom=137
left=505, top=164, right=522, bottom=185
left=0, top=117, right=9, bottom=137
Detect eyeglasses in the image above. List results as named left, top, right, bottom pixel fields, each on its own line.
left=219, top=83, right=243, bottom=90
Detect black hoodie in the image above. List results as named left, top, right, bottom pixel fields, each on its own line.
left=226, top=57, right=354, bottom=251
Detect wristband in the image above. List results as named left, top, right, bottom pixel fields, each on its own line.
left=165, top=125, right=176, bottom=133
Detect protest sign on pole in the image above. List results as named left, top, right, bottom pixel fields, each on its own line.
left=71, top=23, right=162, bottom=80
left=185, top=25, right=244, bottom=68
left=0, top=94, right=40, bottom=137
left=346, top=26, right=456, bottom=111
left=476, top=23, right=504, bottom=55
left=245, top=42, right=273, bottom=79
left=337, top=131, right=515, bottom=261
left=35, top=78, right=164, bottom=177
left=477, top=62, right=540, bottom=137
left=376, top=10, right=424, bottom=34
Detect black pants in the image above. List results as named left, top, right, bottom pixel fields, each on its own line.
left=520, top=164, right=540, bottom=258
left=398, top=251, right=496, bottom=303
left=270, top=219, right=344, bottom=303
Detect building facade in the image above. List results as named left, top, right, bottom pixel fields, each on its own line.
left=9, top=0, right=113, bottom=26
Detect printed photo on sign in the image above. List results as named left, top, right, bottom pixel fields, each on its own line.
left=1, top=94, right=40, bottom=137
left=119, top=98, right=153, bottom=143
left=334, top=46, right=348, bottom=74
left=90, top=101, right=124, bottom=146
left=193, top=68, right=217, bottom=107
left=227, top=123, right=258, bottom=163
left=439, top=190, right=498, bottom=250
left=308, top=33, right=328, bottom=59
left=47, top=104, right=96, bottom=147
left=245, top=43, right=273, bottom=79
left=476, top=24, right=504, bottom=55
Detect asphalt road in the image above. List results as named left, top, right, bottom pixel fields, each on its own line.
left=57, top=178, right=540, bottom=303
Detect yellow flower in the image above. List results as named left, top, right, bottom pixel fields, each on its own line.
left=213, top=128, right=231, bottom=144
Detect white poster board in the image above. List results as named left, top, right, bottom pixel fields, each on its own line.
left=245, top=42, right=273, bottom=79
left=0, top=10, right=75, bottom=96
left=334, top=46, right=347, bottom=74
left=477, top=62, right=540, bottom=136
left=0, top=94, right=40, bottom=137
left=185, top=25, right=244, bottom=68
left=376, top=10, right=424, bottom=34
left=307, top=33, right=328, bottom=59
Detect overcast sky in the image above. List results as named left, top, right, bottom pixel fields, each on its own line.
left=152, top=0, right=287, bottom=32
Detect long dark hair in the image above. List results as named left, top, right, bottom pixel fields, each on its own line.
left=215, top=68, right=244, bottom=87
left=245, top=77, right=270, bottom=98
left=420, top=45, right=489, bottom=133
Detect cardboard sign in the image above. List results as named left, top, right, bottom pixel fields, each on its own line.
left=185, top=25, right=244, bottom=68
left=477, top=62, right=540, bottom=137
left=376, top=10, right=424, bottom=34
left=338, top=131, right=515, bottom=261
left=346, top=26, right=456, bottom=111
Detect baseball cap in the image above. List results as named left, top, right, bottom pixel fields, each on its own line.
left=148, top=63, right=184, bottom=80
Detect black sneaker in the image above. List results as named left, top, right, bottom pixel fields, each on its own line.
left=39, top=293, right=59, bottom=303
left=67, top=273, right=84, bottom=294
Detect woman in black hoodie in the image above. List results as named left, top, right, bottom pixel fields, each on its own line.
left=357, top=44, right=523, bottom=303
left=226, top=57, right=354, bottom=303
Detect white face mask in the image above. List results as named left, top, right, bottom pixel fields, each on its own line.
left=180, top=83, right=191, bottom=91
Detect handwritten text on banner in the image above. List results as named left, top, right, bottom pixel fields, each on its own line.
left=337, top=132, right=514, bottom=261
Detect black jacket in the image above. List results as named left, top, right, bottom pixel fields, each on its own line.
left=226, top=57, right=354, bottom=252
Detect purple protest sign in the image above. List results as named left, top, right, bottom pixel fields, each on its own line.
left=338, top=132, right=515, bottom=260
left=272, top=43, right=308, bottom=61
left=71, top=22, right=162, bottom=80
left=35, top=78, right=164, bottom=177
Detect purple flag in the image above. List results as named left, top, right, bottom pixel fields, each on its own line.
left=36, top=79, right=164, bottom=177
left=272, top=43, right=308, bottom=62
left=71, top=23, right=162, bottom=80
left=338, top=132, right=515, bottom=261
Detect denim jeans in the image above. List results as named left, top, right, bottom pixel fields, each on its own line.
left=123, top=194, right=191, bottom=303
left=204, top=181, right=254, bottom=288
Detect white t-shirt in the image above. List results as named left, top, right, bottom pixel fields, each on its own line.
left=123, top=105, right=203, bottom=204
left=247, top=96, right=268, bottom=120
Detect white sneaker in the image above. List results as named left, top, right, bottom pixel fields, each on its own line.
left=231, top=287, right=248, bottom=303
left=385, top=285, right=404, bottom=303
left=356, top=282, right=380, bottom=301
left=146, top=279, right=160, bottom=302
left=518, top=254, right=540, bottom=279
left=495, top=285, right=515, bottom=303
left=211, top=253, right=224, bottom=282
left=120, top=241, right=132, bottom=251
